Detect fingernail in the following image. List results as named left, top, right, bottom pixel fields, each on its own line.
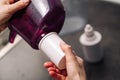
left=22, top=0, right=29, bottom=3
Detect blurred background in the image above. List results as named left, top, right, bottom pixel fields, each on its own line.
left=0, top=0, right=120, bottom=80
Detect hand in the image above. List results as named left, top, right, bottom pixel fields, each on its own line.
left=44, top=42, right=86, bottom=80
left=0, top=0, right=30, bottom=32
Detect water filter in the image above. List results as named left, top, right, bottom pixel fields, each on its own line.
left=79, top=24, right=103, bottom=63
left=8, top=0, right=66, bottom=69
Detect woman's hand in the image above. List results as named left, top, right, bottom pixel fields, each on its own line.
left=0, top=0, right=30, bottom=32
left=44, top=42, right=86, bottom=80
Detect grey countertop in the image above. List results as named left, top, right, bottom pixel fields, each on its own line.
left=61, top=0, right=120, bottom=80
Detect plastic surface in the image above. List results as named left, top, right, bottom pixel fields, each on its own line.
left=8, top=0, right=65, bottom=49
left=39, top=32, right=66, bottom=69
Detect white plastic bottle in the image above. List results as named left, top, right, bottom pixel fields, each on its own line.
left=79, top=24, right=103, bottom=63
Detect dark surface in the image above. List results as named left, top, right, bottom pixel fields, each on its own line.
left=61, top=0, right=120, bottom=80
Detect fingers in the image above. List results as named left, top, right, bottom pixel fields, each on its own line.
left=76, top=56, right=84, bottom=65
left=8, top=0, right=30, bottom=14
left=44, top=61, right=61, bottom=73
left=0, top=0, right=14, bottom=4
left=43, top=61, right=54, bottom=68
left=60, top=42, right=77, bottom=66
left=44, top=62, right=56, bottom=77
left=60, top=42, right=85, bottom=79
left=48, top=67, right=57, bottom=77
left=44, top=61, right=64, bottom=79
left=49, top=70, right=64, bottom=80
left=49, top=71, right=56, bottom=77
left=48, top=67, right=61, bottom=73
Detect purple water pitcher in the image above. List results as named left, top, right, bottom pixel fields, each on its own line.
left=8, top=0, right=65, bottom=49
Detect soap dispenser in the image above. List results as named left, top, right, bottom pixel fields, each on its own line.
left=8, top=0, right=66, bottom=69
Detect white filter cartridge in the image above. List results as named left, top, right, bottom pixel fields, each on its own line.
left=79, top=24, right=103, bottom=63
left=39, top=32, right=66, bottom=69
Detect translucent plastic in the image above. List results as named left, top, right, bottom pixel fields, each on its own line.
left=8, top=0, right=65, bottom=49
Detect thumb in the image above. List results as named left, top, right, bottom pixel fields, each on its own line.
left=9, top=0, right=30, bottom=14
left=60, top=42, right=77, bottom=64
